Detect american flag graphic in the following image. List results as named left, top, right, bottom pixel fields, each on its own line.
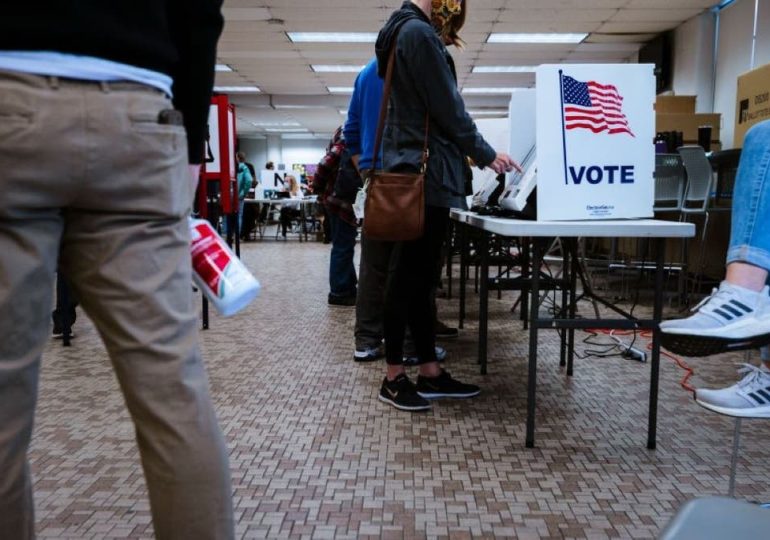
left=561, top=75, right=634, bottom=137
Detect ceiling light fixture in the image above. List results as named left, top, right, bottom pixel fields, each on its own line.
left=312, top=65, right=365, bottom=73
left=468, top=110, right=508, bottom=116
left=487, top=33, right=587, bottom=44
left=214, top=85, right=260, bottom=93
left=472, top=65, right=537, bottom=73
left=264, top=128, right=309, bottom=133
left=328, top=86, right=354, bottom=94
left=250, top=121, right=301, bottom=127
left=462, top=87, right=523, bottom=94
left=287, top=32, right=377, bottom=43
left=215, top=64, right=233, bottom=72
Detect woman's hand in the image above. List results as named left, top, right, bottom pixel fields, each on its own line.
left=489, top=153, right=522, bottom=175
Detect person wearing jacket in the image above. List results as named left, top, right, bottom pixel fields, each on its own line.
left=374, top=0, right=520, bottom=411
left=0, top=2, right=234, bottom=538
left=236, top=151, right=253, bottom=238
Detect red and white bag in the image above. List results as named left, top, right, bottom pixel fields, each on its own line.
left=189, top=218, right=260, bottom=316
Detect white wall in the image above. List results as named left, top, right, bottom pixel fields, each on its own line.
left=672, top=12, right=716, bottom=112
left=238, top=137, right=327, bottom=170
left=669, top=0, right=769, bottom=148
left=714, top=0, right=759, bottom=148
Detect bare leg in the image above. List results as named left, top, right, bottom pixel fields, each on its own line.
left=725, top=262, right=769, bottom=292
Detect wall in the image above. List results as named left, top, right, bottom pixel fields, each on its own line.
left=671, top=12, right=716, bottom=112
left=714, top=0, right=761, bottom=148
left=237, top=137, right=327, bottom=170
left=672, top=0, right=769, bottom=148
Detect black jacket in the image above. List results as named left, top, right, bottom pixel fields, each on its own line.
left=375, top=1, right=496, bottom=208
left=1, top=1, right=224, bottom=164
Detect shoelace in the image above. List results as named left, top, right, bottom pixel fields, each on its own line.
left=733, top=363, right=770, bottom=389
left=690, top=285, right=749, bottom=321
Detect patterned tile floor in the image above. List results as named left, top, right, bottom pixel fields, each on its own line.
left=31, top=239, right=770, bottom=539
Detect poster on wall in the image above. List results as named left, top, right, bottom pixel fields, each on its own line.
left=536, top=64, right=655, bottom=221
left=206, top=104, right=221, bottom=173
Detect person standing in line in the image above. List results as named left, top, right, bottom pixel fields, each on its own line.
left=235, top=151, right=253, bottom=240
left=315, top=127, right=358, bottom=305
left=661, top=120, right=770, bottom=418
left=374, top=0, right=520, bottom=411
left=0, top=1, right=234, bottom=538
left=347, top=57, right=455, bottom=363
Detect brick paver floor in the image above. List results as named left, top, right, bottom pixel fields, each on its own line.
left=31, top=239, right=770, bottom=539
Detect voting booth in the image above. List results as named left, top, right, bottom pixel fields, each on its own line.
left=536, top=64, right=655, bottom=221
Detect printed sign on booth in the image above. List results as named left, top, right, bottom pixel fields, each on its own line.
left=536, top=64, right=655, bottom=221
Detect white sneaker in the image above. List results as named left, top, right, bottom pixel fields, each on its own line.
left=403, top=346, right=446, bottom=366
left=660, top=282, right=770, bottom=356
left=696, top=363, right=770, bottom=418
left=354, top=345, right=383, bottom=362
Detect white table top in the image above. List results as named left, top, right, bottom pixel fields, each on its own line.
left=450, top=210, right=695, bottom=238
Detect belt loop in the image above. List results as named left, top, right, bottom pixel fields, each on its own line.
left=49, top=76, right=59, bottom=90
left=100, top=81, right=110, bottom=93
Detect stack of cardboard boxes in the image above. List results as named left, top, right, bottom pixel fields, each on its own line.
left=734, top=62, right=770, bottom=148
left=655, top=95, right=722, bottom=152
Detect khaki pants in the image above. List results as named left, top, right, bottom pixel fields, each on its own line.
left=0, top=70, right=233, bottom=539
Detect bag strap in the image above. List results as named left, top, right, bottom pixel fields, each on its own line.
left=369, top=43, right=429, bottom=178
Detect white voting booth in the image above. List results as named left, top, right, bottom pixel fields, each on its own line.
left=536, top=64, right=655, bottom=220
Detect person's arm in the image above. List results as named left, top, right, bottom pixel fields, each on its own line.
left=168, top=0, right=225, bottom=165
left=343, top=74, right=363, bottom=159
left=398, top=24, right=516, bottom=172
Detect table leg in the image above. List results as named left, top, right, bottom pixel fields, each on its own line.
left=459, top=223, right=467, bottom=330
left=526, top=239, right=542, bottom=448
left=202, top=295, right=209, bottom=330
left=648, top=238, right=665, bottom=450
left=478, top=232, right=490, bottom=375
left=447, top=221, right=453, bottom=300
left=521, top=238, right=530, bottom=329
left=567, top=239, right=579, bottom=377
left=559, top=242, right=569, bottom=367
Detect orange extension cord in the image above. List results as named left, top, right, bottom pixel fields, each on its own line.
left=585, top=328, right=696, bottom=395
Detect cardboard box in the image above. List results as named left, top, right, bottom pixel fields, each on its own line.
left=655, top=95, right=696, bottom=114
left=734, top=62, right=770, bottom=148
left=656, top=113, right=721, bottom=141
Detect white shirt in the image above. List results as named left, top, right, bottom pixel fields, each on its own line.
left=0, top=51, right=173, bottom=96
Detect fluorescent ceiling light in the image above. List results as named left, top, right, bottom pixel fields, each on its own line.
left=215, top=64, right=233, bottom=72
left=328, top=86, right=354, bottom=94
left=468, top=110, right=508, bottom=116
left=214, top=85, right=260, bottom=93
left=339, top=109, right=348, bottom=115
left=313, top=65, right=365, bottom=73
left=251, top=121, right=301, bottom=127
left=472, top=65, right=537, bottom=73
left=488, top=33, right=587, bottom=44
left=264, top=128, right=309, bottom=133
left=288, top=32, right=377, bottom=43
left=462, top=87, right=522, bottom=94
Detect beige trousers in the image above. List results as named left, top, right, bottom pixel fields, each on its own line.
left=0, top=70, right=234, bottom=539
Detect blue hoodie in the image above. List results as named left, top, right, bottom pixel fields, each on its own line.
left=343, top=57, right=383, bottom=171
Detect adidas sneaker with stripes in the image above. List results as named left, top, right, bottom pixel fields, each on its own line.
left=660, top=282, right=770, bottom=357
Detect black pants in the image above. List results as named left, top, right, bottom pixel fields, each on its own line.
left=383, top=205, right=449, bottom=365
left=280, top=207, right=300, bottom=236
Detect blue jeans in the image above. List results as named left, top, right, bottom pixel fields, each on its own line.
left=329, top=213, right=358, bottom=297
left=727, top=120, right=770, bottom=272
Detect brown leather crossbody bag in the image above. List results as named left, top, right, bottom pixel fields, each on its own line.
left=362, top=43, right=429, bottom=242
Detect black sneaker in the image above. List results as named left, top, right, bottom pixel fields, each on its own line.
left=328, top=293, right=356, bottom=307
left=378, top=374, right=432, bottom=411
left=435, top=320, right=459, bottom=339
left=416, top=370, right=480, bottom=399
